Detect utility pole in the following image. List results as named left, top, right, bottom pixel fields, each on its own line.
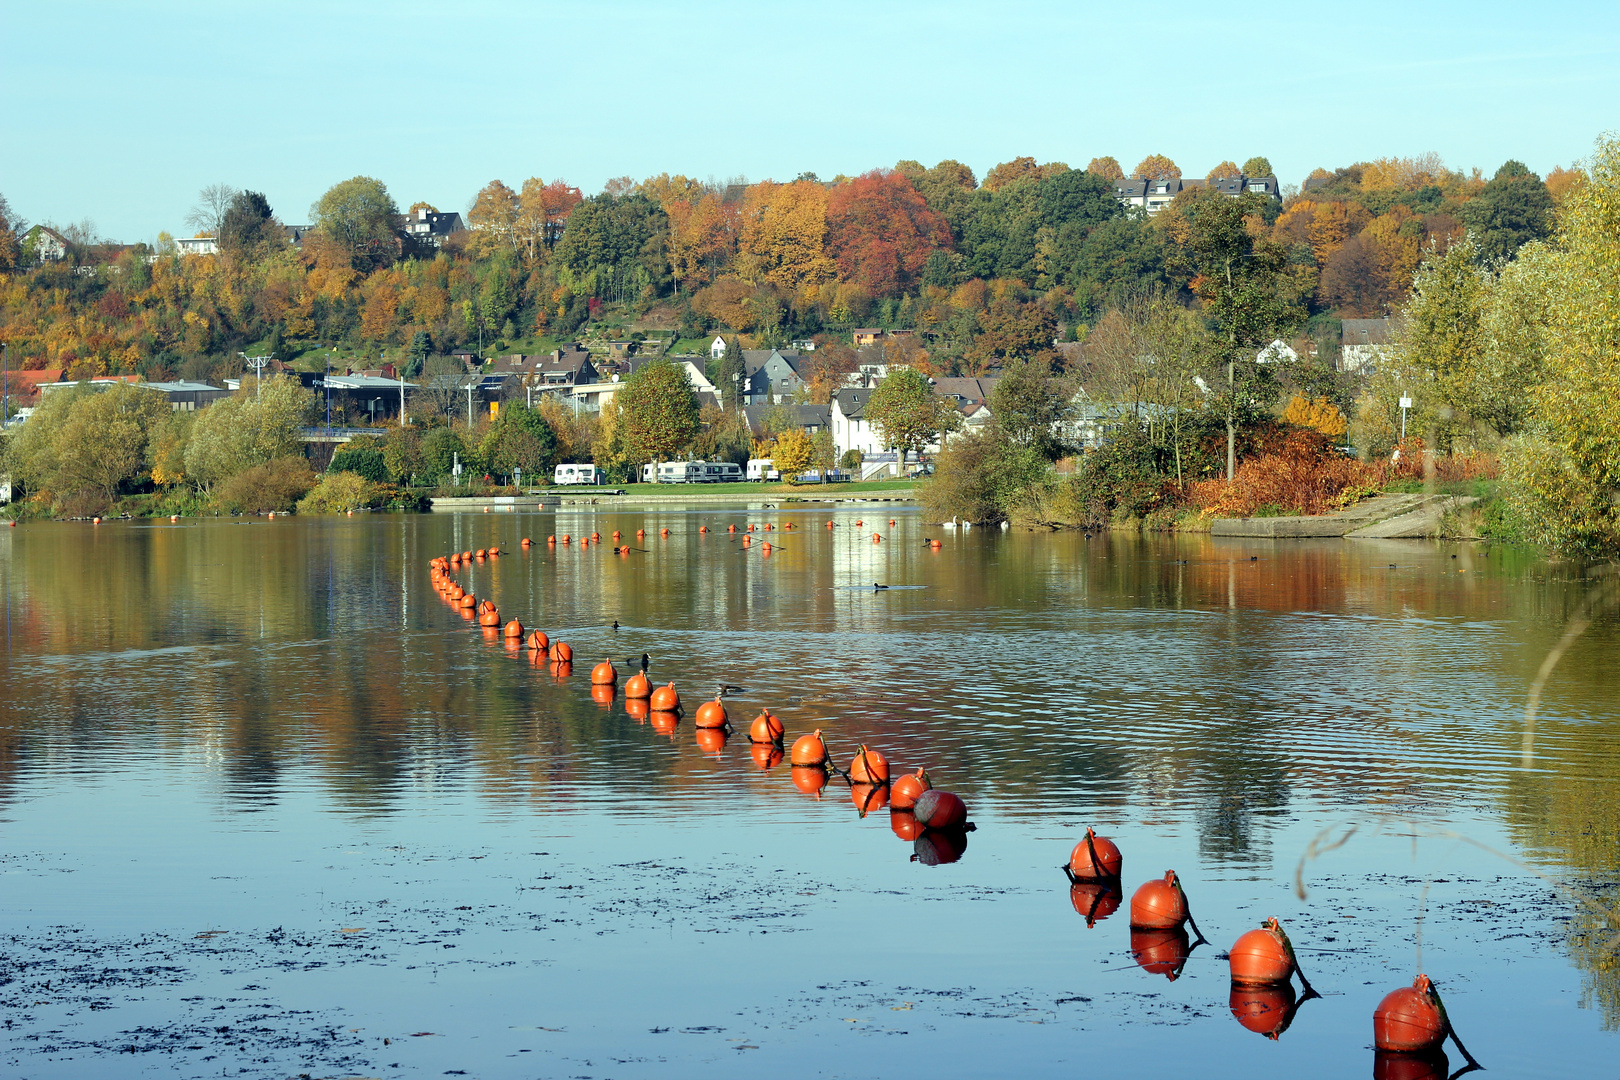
left=239, top=352, right=274, bottom=399
left=399, top=365, right=408, bottom=427
left=3, top=342, right=8, bottom=427
left=466, top=379, right=474, bottom=428
left=325, top=348, right=333, bottom=432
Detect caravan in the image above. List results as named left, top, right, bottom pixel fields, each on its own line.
left=639, top=460, right=743, bottom=484
left=554, top=463, right=601, bottom=485
left=746, top=458, right=780, bottom=482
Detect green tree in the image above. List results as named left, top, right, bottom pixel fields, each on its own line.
left=1180, top=192, right=1307, bottom=478
left=478, top=401, right=557, bottom=480
left=865, top=366, right=961, bottom=458
left=1502, top=135, right=1620, bottom=553
left=328, top=443, right=388, bottom=482
left=991, top=355, right=1069, bottom=458
left=718, top=336, right=745, bottom=410
left=6, top=383, right=168, bottom=508
left=1465, top=160, right=1555, bottom=263
left=419, top=426, right=467, bottom=481
left=616, top=358, right=699, bottom=478
left=406, top=330, right=432, bottom=378
left=185, top=375, right=315, bottom=492
left=1400, top=236, right=1488, bottom=444
left=1241, top=156, right=1274, bottom=177
left=219, top=191, right=276, bottom=263
left=310, top=176, right=399, bottom=271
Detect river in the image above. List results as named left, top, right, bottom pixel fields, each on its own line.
left=1, top=507, right=1615, bottom=1078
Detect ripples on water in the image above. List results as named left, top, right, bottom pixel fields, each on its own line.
left=0, top=508, right=1615, bottom=1078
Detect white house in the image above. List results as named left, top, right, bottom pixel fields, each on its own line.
left=175, top=235, right=219, bottom=256
left=710, top=336, right=728, bottom=361
left=1340, top=318, right=1391, bottom=373
left=831, top=388, right=888, bottom=459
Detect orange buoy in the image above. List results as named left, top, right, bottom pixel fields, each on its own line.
left=1230, top=984, right=1298, bottom=1040
left=561, top=534, right=571, bottom=544
left=590, top=531, right=600, bottom=542
left=789, top=729, right=827, bottom=767
left=872, top=533, right=881, bottom=543
left=170, top=515, right=178, bottom=522
left=761, top=541, right=772, bottom=554
left=462, top=551, right=472, bottom=560
left=854, top=519, right=863, bottom=526
left=911, top=789, right=966, bottom=830
left=695, top=727, right=728, bottom=754
left=636, top=528, right=645, bottom=538
left=475, top=548, right=486, bottom=558
left=929, top=539, right=942, bottom=550
left=93, top=517, right=101, bottom=524
left=459, top=594, right=477, bottom=609
left=547, top=535, right=556, bottom=545
left=591, top=659, right=617, bottom=684
left=826, top=520, right=834, bottom=529
left=750, top=743, right=783, bottom=770
left=764, top=523, right=772, bottom=531
left=660, top=527, right=669, bottom=537
left=699, top=525, right=708, bottom=533
left=694, top=696, right=728, bottom=729
left=851, top=782, right=888, bottom=815
left=548, top=641, right=573, bottom=663
left=624, top=670, right=651, bottom=698
left=503, top=620, right=524, bottom=638
left=890, top=811, right=924, bottom=841
left=849, top=745, right=890, bottom=784
left=1130, top=927, right=1192, bottom=980
left=1067, top=827, right=1123, bottom=881
left=746, top=524, right=753, bottom=532
left=267, top=511, right=274, bottom=519
left=488, top=546, right=501, bottom=556
left=1069, top=881, right=1123, bottom=928
left=590, top=683, right=616, bottom=707
left=890, top=767, right=932, bottom=811
left=742, top=535, right=752, bottom=547
left=479, top=610, right=501, bottom=627
left=649, top=709, right=678, bottom=735
left=889, top=519, right=896, bottom=526
left=748, top=709, right=784, bottom=745
left=526, top=629, right=549, bottom=651
left=1229, top=918, right=1296, bottom=987
left=521, top=538, right=532, bottom=548
left=1130, top=871, right=1190, bottom=930
left=784, top=522, right=793, bottom=529
left=478, top=599, right=495, bottom=614
left=791, top=766, right=828, bottom=795
left=649, top=682, right=680, bottom=711
left=612, top=530, right=621, bottom=539
left=1373, top=975, right=1448, bottom=1054
left=728, top=524, right=736, bottom=533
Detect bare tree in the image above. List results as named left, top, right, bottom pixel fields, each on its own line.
left=185, top=182, right=236, bottom=237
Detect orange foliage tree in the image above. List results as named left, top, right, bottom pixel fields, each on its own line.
left=824, top=170, right=951, bottom=298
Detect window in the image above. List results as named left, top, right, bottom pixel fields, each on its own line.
left=1248, top=182, right=1268, bottom=192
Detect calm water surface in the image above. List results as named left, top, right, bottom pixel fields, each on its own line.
left=1, top=507, right=1616, bottom=1078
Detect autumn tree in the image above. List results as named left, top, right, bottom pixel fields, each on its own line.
left=825, top=170, right=951, bottom=297
left=1241, top=156, right=1274, bottom=177
left=1282, top=395, right=1348, bottom=437
left=5, top=383, right=169, bottom=510
left=865, top=366, right=960, bottom=458
left=219, top=191, right=277, bottom=263
left=736, top=180, right=835, bottom=289
left=666, top=192, right=733, bottom=293
left=1132, top=154, right=1180, bottom=180
left=773, top=427, right=816, bottom=481
left=310, top=176, right=399, bottom=272
left=616, top=358, right=700, bottom=478
left=1086, top=157, right=1124, bottom=181
left=983, top=157, right=1041, bottom=192
left=469, top=179, right=519, bottom=253
left=1207, top=161, right=1242, bottom=180
left=515, top=177, right=582, bottom=259
left=0, top=191, right=23, bottom=271
left=1181, top=193, right=1307, bottom=478
left=478, top=400, right=557, bottom=480
left=991, top=355, right=1069, bottom=458
left=185, top=375, right=315, bottom=492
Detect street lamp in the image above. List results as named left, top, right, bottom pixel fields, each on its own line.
left=1399, top=394, right=1413, bottom=442
left=239, top=351, right=274, bottom=399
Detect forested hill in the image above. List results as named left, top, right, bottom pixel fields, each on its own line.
left=0, top=152, right=1570, bottom=383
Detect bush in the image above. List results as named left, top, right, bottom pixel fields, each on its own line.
left=218, top=456, right=318, bottom=513
left=922, top=427, right=1049, bottom=524
left=1054, top=423, right=1176, bottom=528
left=839, top=448, right=864, bottom=470
left=297, top=471, right=384, bottom=514
left=328, top=443, right=388, bottom=482
left=1188, top=428, right=1378, bottom=517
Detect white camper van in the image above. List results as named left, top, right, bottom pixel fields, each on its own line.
left=639, top=460, right=742, bottom=484
left=554, top=463, right=601, bottom=485
left=746, top=458, right=780, bottom=482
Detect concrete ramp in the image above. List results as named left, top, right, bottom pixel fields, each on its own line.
left=1211, top=493, right=1474, bottom=539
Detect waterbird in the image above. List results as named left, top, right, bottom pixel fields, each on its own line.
left=716, top=683, right=745, bottom=697
left=872, top=582, right=889, bottom=591
left=639, top=653, right=650, bottom=674
left=611, top=620, right=620, bottom=631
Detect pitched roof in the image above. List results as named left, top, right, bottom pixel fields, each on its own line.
left=833, top=387, right=870, bottom=419
left=1341, top=317, right=1391, bottom=346
left=743, top=402, right=830, bottom=434
left=930, top=376, right=1000, bottom=403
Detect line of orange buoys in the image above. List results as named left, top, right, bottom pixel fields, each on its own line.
left=426, top=519, right=973, bottom=865
left=429, top=522, right=1475, bottom=1075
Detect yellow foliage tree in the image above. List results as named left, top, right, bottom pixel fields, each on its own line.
left=772, top=427, right=815, bottom=482
left=1282, top=394, right=1348, bottom=438
left=736, top=181, right=835, bottom=290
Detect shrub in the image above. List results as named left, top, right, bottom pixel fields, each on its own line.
left=922, top=427, right=1049, bottom=524
left=839, top=448, right=864, bottom=471
left=218, top=456, right=318, bottom=513
left=328, top=443, right=388, bottom=482
left=1189, top=428, right=1379, bottom=517
left=297, top=471, right=383, bottom=514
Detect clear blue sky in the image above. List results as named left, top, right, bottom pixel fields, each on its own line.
left=4, top=0, right=1617, bottom=242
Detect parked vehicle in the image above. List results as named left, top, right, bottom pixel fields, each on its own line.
left=554, top=463, right=602, bottom=486
left=746, top=458, right=779, bottom=482
left=639, top=460, right=742, bottom=484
